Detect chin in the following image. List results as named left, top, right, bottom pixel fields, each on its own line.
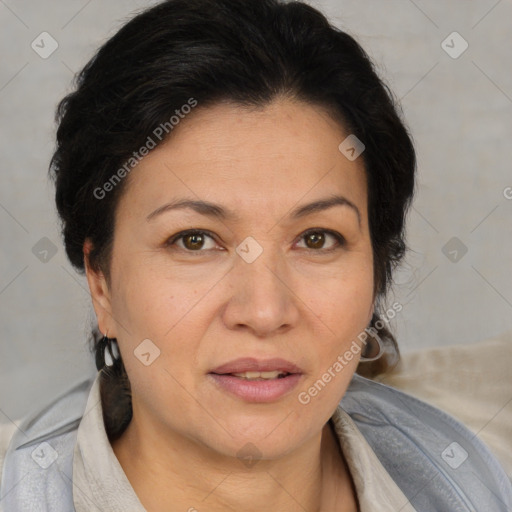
left=199, top=416, right=314, bottom=462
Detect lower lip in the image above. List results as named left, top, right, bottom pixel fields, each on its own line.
left=208, top=373, right=302, bottom=402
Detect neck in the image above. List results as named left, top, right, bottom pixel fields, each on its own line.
left=111, top=412, right=357, bottom=512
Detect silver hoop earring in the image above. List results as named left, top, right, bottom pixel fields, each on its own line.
left=359, top=329, right=384, bottom=362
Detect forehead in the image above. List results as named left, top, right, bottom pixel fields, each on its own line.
left=117, top=98, right=368, bottom=223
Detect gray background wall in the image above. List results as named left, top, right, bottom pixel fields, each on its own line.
left=1, top=0, right=511, bottom=420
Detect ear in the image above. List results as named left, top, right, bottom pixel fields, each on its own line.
left=83, top=239, right=117, bottom=338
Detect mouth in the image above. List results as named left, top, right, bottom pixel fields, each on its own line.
left=208, top=358, right=304, bottom=402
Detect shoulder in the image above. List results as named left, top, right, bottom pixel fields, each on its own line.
left=0, top=377, right=95, bottom=510
left=343, top=372, right=512, bottom=509
left=5, top=377, right=95, bottom=451
left=376, top=330, right=512, bottom=481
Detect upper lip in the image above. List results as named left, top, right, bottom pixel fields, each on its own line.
left=210, top=358, right=303, bottom=375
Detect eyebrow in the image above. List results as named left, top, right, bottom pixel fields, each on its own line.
left=146, top=194, right=361, bottom=226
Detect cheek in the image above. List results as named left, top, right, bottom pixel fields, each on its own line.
left=299, top=250, right=374, bottom=387
left=109, top=267, right=202, bottom=411
left=307, top=252, right=374, bottom=331
left=108, top=256, right=212, bottom=388
left=296, top=280, right=373, bottom=417
left=109, top=254, right=204, bottom=339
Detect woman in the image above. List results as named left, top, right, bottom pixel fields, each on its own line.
left=1, top=0, right=511, bottom=510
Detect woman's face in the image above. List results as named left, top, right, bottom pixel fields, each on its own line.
left=86, top=97, right=374, bottom=460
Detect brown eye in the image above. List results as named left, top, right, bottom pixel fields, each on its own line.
left=167, top=230, right=218, bottom=252
left=183, top=233, right=206, bottom=250
left=296, top=229, right=344, bottom=251
left=305, top=232, right=325, bottom=249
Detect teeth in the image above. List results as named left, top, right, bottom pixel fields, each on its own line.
left=231, top=371, right=286, bottom=380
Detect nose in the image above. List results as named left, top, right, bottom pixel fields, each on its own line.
left=221, top=245, right=300, bottom=338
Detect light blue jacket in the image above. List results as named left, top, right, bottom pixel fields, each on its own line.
left=1, top=374, right=511, bottom=511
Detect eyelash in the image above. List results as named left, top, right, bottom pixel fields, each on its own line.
left=165, top=228, right=346, bottom=254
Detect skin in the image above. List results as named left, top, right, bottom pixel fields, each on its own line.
left=84, top=97, right=375, bottom=512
